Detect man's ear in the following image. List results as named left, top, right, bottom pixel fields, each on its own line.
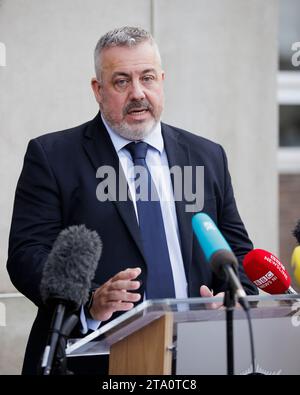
left=91, top=78, right=102, bottom=104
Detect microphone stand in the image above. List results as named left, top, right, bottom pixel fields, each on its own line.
left=41, top=304, right=66, bottom=375
left=41, top=304, right=79, bottom=375
left=210, top=252, right=252, bottom=375
left=223, top=288, right=236, bottom=376
left=217, top=263, right=250, bottom=376
left=51, top=314, right=79, bottom=375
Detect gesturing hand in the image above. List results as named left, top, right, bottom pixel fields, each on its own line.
left=89, top=267, right=142, bottom=321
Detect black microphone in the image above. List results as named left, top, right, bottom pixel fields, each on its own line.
left=40, top=225, right=102, bottom=375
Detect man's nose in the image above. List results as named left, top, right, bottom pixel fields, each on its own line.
left=128, top=80, right=146, bottom=101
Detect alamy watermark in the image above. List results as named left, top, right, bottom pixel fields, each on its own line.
left=0, top=42, right=6, bottom=67
left=96, top=163, right=204, bottom=213
left=0, top=302, right=6, bottom=327
left=239, top=362, right=282, bottom=375
left=291, top=42, right=300, bottom=67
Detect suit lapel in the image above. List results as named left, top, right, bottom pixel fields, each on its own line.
left=82, top=113, right=145, bottom=259
left=82, top=115, right=194, bottom=278
left=162, top=123, right=194, bottom=278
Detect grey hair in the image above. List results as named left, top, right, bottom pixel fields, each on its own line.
left=94, top=26, right=161, bottom=80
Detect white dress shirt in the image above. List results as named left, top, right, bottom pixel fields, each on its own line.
left=81, top=115, right=188, bottom=333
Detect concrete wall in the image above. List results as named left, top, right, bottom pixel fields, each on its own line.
left=0, top=296, right=37, bottom=374
left=156, top=0, right=278, bottom=253
left=0, top=0, right=278, bottom=373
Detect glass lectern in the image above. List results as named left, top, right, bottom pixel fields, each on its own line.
left=66, top=294, right=300, bottom=375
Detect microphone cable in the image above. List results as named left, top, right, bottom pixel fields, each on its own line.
left=243, top=306, right=257, bottom=374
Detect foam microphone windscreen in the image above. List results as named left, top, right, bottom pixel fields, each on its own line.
left=243, top=249, right=291, bottom=294
left=40, top=225, right=102, bottom=310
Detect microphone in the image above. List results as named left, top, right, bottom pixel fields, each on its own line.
left=243, top=249, right=297, bottom=294
left=40, top=225, right=102, bottom=375
left=192, top=213, right=248, bottom=307
left=291, top=246, right=300, bottom=286
left=291, top=220, right=300, bottom=286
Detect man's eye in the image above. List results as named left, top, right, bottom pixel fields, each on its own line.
left=142, top=75, right=155, bottom=83
left=115, top=79, right=129, bottom=88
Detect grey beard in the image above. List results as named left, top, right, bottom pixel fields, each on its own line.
left=102, top=116, right=159, bottom=141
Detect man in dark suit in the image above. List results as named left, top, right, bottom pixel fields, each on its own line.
left=7, top=26, right=257, bottom=375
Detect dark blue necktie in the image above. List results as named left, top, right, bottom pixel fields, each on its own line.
left=126, top=142, right=175, bottom=299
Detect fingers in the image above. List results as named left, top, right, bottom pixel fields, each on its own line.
left=200, top=285, right=214, bottom=298
left=89, top=267, right=142, bottom=321
left=112, top=267, right=142, bottom=282
left=104, top=288, right=141, bottom=303
left=214, top=291, right=225, bottom=299
left=106, top=267, right=142, bottom=298
left=102, top=300, right=136, bottom=312
left=109, top=278, right=141, bottom=292
left=200, top=285, right=224, bottom=310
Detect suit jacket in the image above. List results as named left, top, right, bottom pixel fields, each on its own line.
left=7, top=112, right=257, bottom=374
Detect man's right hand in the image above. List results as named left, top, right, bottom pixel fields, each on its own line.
left=89, top=267, right=142, bottom=321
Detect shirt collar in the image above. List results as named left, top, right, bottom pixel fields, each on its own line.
left=101, top=114, right=164, bottom=155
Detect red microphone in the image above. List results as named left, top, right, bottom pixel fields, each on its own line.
left=243, top=249, right=297, bottom=294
